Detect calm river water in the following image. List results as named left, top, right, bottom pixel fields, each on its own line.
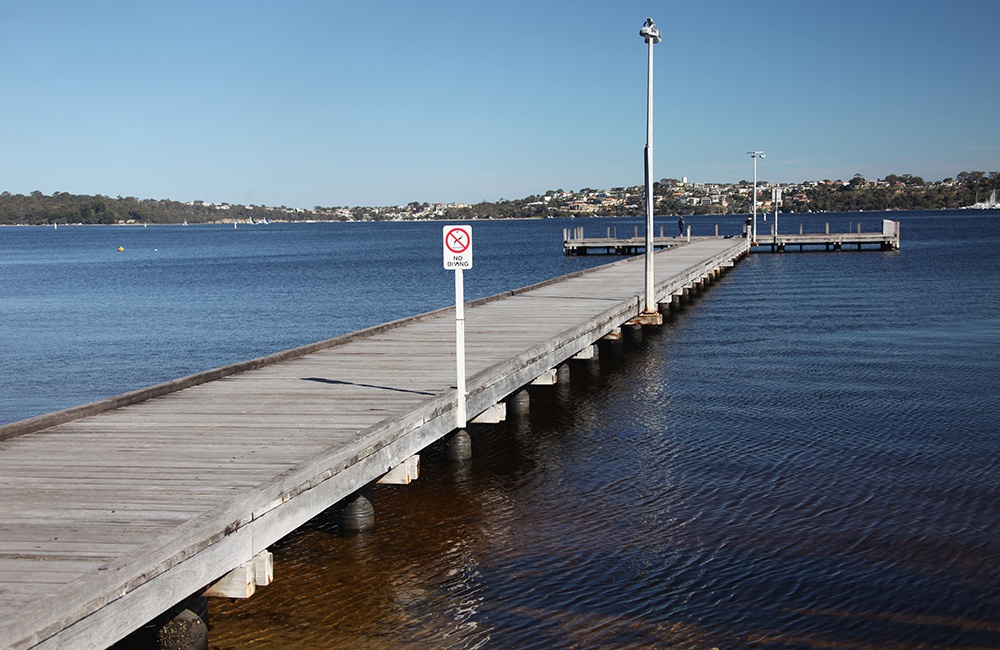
left=2, top=212, right=998, bottom=648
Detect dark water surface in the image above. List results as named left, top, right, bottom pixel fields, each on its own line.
left=2, top=212, right=998, bottom=648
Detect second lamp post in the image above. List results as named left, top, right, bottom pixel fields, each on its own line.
left=747, top=150, right=765, bottom=243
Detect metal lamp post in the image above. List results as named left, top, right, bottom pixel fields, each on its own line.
left=747, top=151, right=764, bottom=243
left=640, top=17, right=661, bottom=315
left=772, top=186, right=781, bottom=237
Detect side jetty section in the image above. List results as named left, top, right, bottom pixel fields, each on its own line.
left=564, top=218, right=900, bottom=255
left=759, top=218, right=900, bottom=252
left=0, top=237, right=748, bottom=650
left=563, top=225, right=693, bottom=255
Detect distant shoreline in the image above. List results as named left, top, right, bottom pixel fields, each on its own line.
left=3, top=205, right=997, bottom=229
left=3, top=173, right=999, bottom=225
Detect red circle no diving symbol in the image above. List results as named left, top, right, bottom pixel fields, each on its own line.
left=445, top=227, right=470, bottom=254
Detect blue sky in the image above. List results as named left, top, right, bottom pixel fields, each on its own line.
left=1, top=0, right=997, bottom=208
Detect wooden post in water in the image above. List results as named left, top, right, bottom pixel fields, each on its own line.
left=158, top=609, right=208, bottom=650
left=339, top=485, right=375, bottom=533
left=447, top=429, right=472, bottom=461
left=508, top=388, right=530, bottom=416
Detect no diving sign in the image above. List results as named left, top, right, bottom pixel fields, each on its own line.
left=443, top=225, right=473, bottom=270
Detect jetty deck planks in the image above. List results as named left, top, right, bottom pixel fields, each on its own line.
left=0, top=237, right=747, bottom=649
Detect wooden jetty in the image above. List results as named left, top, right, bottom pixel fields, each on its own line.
left=563, top=225, right=701, bottom=255
left=563, top=219, right=900, bottom=255
left=0, top=237, right=748, bottom=649
left=759, top=218, right=900, bottom=252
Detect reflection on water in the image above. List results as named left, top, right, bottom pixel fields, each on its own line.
left=208, top=239, right=1000, bottom=648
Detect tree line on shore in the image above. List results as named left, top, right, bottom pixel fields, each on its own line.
left=0, top=191, right=295, bottom=226
left=777, top=171, right=1000, bottom=214
left=441, top=171, right=1000, bottom=220
left=1, top=171, right=998, bottom=226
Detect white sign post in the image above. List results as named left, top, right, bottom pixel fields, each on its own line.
left=443, top=225, right=472, bottom=428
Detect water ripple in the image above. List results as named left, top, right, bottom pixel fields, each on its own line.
left=206, top=214, right=1000, bottom=649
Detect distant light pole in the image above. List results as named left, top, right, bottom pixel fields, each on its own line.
left=747, top=151, right=765, bottom=243
left=772, top=186, right=781, bottom=237
left=640, top=17, right=661, bottom=315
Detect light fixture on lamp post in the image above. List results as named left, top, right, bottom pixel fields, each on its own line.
left=640, top=17, right=661, bottom=316
left=747, top=151, right=764, bottom=243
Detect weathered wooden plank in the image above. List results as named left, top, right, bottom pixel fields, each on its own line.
left=0, top=522, right=172, bottom=539
left=0, top=556, right=103, bottom=573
